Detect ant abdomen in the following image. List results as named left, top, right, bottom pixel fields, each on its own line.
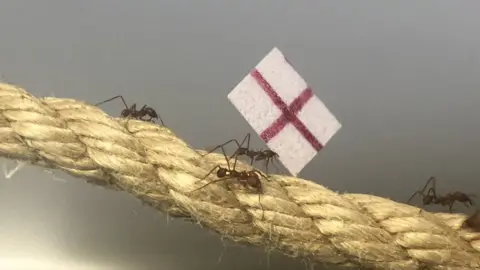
left=247, top=176, right=261, bottom=188
left=144, top=108, right=158, bottom=118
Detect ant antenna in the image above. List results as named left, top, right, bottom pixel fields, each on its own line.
left=203, top=138, right=245, bottom=158
left=95, top=95, right=129, bottom=110
left=407, top=176, right=436, bottom=203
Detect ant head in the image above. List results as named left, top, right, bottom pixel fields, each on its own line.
left=217, top=168, right=228, bottom=178
left=423, top=195, right=434, bottom=205
left=120, top=109, right=131, bottom=117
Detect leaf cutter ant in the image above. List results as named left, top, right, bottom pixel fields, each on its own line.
left=202, top=133, right=281, bottom=174
left=407, top=176, right=475, bottom=212
left=191, top=144, right=269, bottom=219
left=95, top=95, right=165, bottom=125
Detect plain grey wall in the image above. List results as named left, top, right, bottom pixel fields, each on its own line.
left=0, top=1, right=480, bottom=269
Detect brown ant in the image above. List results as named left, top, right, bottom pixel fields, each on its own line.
left=191, top=144, right=269, bottom=219
left=203, top=133, right=281, bottom=174
left=407, top=176, right=475, bottom=212
left=95, top=95, right=164, bottom=125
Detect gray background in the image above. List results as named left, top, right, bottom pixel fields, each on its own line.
left=0, top=1, right=479, bottom=269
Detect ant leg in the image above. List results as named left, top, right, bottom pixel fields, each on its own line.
left=244, top=133, right=251, bottom=153
left=228, top=143, right=247, bottom=161
left=265, top=157, right=281, bottom=175
left=204, top=139, right=242, bottom=158
left=449, top=202, right=455, bottom=213
left=227, top=133, right=252, bottom=163
left=235, top=179, right=265, bottom=220
left=190, top=176, right=235, bottom=193
left=218, top=145, right=235, bottom=171
left=228, top=134, right=250, bottom=160
left=270, top=156, right=281, bottom=172
left=157, top=116, right=165, bottom=126
left=426, top=188, right=436, bottom=198
left=231, top=152, right=241, bottom=171
left=217, top=139, right=242, bottom=171
left=259, top=194, right=266, bottom=221
left=129, top=104, right=138, bottom=119
left=95, top=95, right=129, bottom=110
left=427, top=177, right=437, bottom=196
left=123, top=115, right=132, bottom=127
left=196, top=165, right=221, bottom=183
left=236, top=133, right=251, bottom=151
left=407, top=191, right=423, bottom=204
left=138, top=105, right=147, bottom=121
left=408, top=177, right=435, bottom=204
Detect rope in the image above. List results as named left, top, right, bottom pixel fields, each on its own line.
left=0, top=82, right=479, bottom=270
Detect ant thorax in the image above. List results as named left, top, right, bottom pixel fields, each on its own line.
left=121, top=109, right=130, bottom=117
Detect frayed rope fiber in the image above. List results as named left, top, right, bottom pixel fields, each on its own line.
left=0, top=82, right=479, bottom=270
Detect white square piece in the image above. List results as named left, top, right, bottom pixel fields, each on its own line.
left=228, top=47, right=341, bottom=176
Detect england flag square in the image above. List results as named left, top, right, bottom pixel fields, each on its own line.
left=228, top=47, right=342, bottom=176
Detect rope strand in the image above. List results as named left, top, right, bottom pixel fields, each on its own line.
left=0, top=82, right=479, bottom=269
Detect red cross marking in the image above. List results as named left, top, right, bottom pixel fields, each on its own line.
left=250, top=69, right=324, bottom=151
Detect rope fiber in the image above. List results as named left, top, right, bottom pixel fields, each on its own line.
left=0, top=82, right=479, bottom=270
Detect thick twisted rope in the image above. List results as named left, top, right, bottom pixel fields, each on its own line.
left=0, top=82, right=479, bottom=270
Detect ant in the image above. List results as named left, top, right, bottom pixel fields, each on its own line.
left=191, top=144, right=269, bottom=219
left=407, top=176, right=475, bottom=213
left=202, top=133, right=280, bottom=174
left=95, top=95, right=164, bottom=125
